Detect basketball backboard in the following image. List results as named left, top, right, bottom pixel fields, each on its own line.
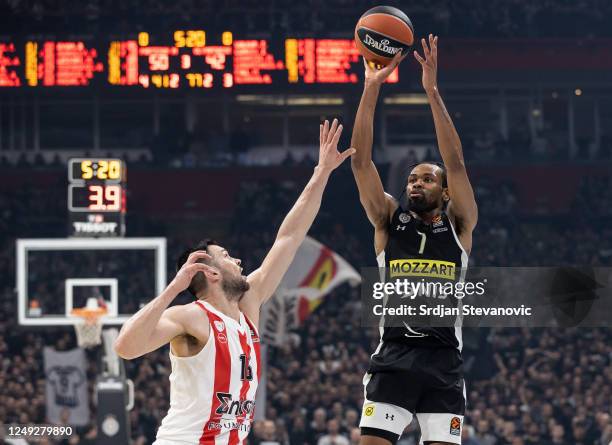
left=16, top=237, right=166, bottom=326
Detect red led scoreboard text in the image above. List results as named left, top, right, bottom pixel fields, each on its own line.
left=0, top=32, right=399, bottom=88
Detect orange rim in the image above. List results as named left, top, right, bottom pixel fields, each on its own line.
left=71, top=308, right=108, bottom=323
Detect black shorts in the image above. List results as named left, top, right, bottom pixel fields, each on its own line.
left=359, top=347, right=465, bottom=444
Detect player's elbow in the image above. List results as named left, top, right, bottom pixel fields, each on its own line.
left=113, top=336, right=139, bottom=360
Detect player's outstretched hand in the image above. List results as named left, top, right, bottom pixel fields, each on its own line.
left=170, top=250, right=217, bottom=293
left=363, top=51, right=405, bottom=86
left=414, top=34, right=438, bottom=93
left=317, top=119, right=356, bottom=172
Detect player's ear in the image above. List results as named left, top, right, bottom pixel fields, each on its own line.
left=203, top=266, right=221, bottom=283
left=442, top=187, right=450, bottom=202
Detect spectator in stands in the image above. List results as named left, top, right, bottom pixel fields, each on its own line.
left=317, top=419, right=349, bottom=445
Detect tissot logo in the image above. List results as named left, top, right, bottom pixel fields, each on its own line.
left=73, top=222, right=117, bottom=234
left=363, top=34, right=401, bottom=55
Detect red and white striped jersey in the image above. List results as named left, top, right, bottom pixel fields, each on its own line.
left=154, top=300, right=261, bottom=445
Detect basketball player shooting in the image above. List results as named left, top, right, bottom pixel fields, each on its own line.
left=351, top=36, right=478, bottom=445
left=114, top=119, right=355, bottom=445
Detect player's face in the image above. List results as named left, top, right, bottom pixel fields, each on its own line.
left=406, top=164, right=446, bottom=213
left=207, top=245, right=249, bottom=300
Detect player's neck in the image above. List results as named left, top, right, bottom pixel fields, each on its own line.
left=410, top=208, right=442, bottom=224
left=199, top=291, right=241, bottom=322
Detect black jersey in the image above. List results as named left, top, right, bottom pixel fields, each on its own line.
left=373, top=205, right=468, bottom=355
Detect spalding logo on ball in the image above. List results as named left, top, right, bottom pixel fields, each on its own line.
left=354, top=6, right=414, bottom=66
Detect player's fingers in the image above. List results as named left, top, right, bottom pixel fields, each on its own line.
left=322, top=119, right=329, bottom=142
left=331, top=124, right=343, bottom=147
left=429, top=33, right=434, bottom=49
left=421, top=38, right=430, bottom=58
left=186, top=250, right=212, bottom=264
left=319, top=123, right=323, bottom=145
left=185, top=263, right=214, bottom=276
left=338, top=147, right=356, bottom=163
left=363, top=56, right=372, bottom=71
left=390, top=50, right=403, bottom=67
left=327, top=118, right=339, bottom=144
left=432, top=35, right=438, bottom=60
left=413, top=51, right=425, bottom=64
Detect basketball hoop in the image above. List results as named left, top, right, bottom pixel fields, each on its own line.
left=71, top=299, right=108, bottom=348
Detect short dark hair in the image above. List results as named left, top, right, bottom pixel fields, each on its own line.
left=406, top=161, right=447, bottom=188
left=176, top=239, right=218, bottom=296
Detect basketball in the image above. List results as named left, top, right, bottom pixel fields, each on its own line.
left=354, top=5, right=414, bottom=66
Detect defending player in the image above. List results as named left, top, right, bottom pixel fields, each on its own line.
left=351, top=36, right=478, bottom=445
left=114, top=119, right=355, bottom=445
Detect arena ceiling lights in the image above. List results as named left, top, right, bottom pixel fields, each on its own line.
left=236, top=95, right=344, bottom=106
left=384, top=94, right=429, bottom=105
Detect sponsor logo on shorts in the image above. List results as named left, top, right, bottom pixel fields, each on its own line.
left=214, top=320, right=225, bottom=332
left=389, top=259, right=456, bottom=280
left=385, top=413, right=394, bottom=421
left=364, top=404, right=375, bottom=417
left=450, top=416, right=461, bottom=436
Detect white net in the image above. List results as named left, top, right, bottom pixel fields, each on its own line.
left=73, top=316, right=104, bottom=348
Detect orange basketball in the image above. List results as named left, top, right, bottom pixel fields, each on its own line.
left=354, top=6, right=414, bottom=66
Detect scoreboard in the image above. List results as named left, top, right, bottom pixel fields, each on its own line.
left=0, top=32, right=398, bottom=89
left=68, top=158, right=126, bottom=237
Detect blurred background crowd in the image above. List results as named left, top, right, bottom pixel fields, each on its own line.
left=3, top=0, right=612, bottom=37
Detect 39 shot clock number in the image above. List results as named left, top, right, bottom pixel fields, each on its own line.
left=68, top=158, right=126, bottom=237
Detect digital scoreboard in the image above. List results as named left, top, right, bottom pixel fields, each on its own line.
left=0, top=32, right=398, bottom=89
left=68, top=158, right=126, bottom=237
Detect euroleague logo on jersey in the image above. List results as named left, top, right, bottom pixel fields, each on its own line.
left=213, top=320, right=227, bottom=343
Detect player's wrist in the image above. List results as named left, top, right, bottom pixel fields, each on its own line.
left=364, top=78, right=382, bottom=89
left=314, top=164, right=333, bottom=177
left=424, top=85, right=438, bottom=96
left=165, top=280, right=184, bottom=297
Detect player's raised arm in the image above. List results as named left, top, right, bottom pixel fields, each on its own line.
left=350, top=53, right=404, bottom=243
left=415, top=35, right=478, bottom=245
left=114, top=251, right=215, bottom=359
left=240, top=119, right=355, bottom=321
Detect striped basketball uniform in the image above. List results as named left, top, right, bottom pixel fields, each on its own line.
left=154, top=301, right=261, bottom=445
left=360, top=207, right=468, bottom=444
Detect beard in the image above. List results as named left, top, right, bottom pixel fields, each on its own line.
left=407, top=195, right=439, bottom=213
left=220, top=270, right=250, bottom=302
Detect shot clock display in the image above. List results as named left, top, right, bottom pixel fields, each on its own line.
left=68, top=158, right=126, bottom=237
